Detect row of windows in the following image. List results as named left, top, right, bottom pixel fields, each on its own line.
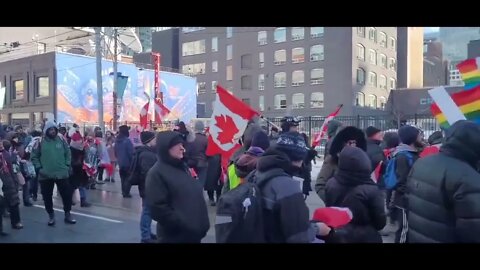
left=356, top=44, right=396, bottom=71
left=273, top=45, right=324, bottom=64
left=182, top=27, right=206, bottom=33
left=258, top=27, right=324, bottom=45
left=10, top=77, right=49, bottom=101
left=182, top=40, right=206, bottom=56
left=356, top=68, right=396, bottom=89
left=355, top=92, right=387, bottom=109
left=357, top=27, right=396, bottom=51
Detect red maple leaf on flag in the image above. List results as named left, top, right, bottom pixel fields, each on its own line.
left=215, top=114, right=239, bottom=144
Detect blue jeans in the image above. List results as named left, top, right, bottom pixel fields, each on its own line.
left=140, top=199, right=153, bottom=241
left=79, top=187, right=87, bottom=200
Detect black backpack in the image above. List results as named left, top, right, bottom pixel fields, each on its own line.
left=127, top=149, right=142, bottom=186
left=215, top=173, right=271, bottom=243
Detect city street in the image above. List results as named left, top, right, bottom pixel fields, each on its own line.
left=0, top=159, right=395, bottom=243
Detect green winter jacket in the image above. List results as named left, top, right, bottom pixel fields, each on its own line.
left=31, top=136, right=71, bottom=181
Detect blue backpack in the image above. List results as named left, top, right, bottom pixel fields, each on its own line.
left=383, top=151, right=414, bottom=190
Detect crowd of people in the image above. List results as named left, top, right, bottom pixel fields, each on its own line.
left=1, top=115, right=480, bottom=243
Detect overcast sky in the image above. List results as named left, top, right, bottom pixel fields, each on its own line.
left=424, top=27, right=439, bottom=33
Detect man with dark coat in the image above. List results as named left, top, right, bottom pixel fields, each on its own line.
left=365, top=126, right=386, bottom=173
left=315, top=126, right=367, bottom=201
left=186, top=121, right=208, bottom=187
left=323, top=120, right=343, bottom=158
left=145, top=131, right=210, bottom=243
left=325, top=146, right=386, bottom=243
left=407, top=120, right=480, bottom=243
left=114, top=125, right=134, bottom=198
left=135, top=131, right=158, bottom=243
left=0, top=140, right=23, bottom=230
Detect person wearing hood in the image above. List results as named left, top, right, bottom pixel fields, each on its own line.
left=145, top=131, right=210, bottom=243
left=14, top=125, right=27, bottom=147
left=325, top=146, right=386, bottom=243
left=365, top=126, right=386, bottom=174
left=419, top=131, right=443, bottom=158
left=31, top=121, right=76, bottom=226
left=253, top=132, right=332, bottom=243
left=0, top=140, right=23, bottom=230
left=315, top=126, right=367, bottom=202
left=391, top=125, right=421, bottom=243
left=222, top=131, right=270, bottom=194
left=114, top=125, right=134, bottom=198
left=174, top=121, right=196, bottom=143
left=186, top=121, right=208, bottom=187
left=407, top=120, right=480, bottom=242
left=69, top=133, right=91, bottom=208
left=134, top=131, right=158, bottom=243
left=324, top=120, right=343, bottom=158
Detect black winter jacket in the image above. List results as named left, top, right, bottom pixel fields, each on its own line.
left=392, top=144, right=420, bottom=208
left=407, top=120, right=480, bottom=243
left=0, top=151, right=20, bottom=207
left=253, top=148, right=318, bottom=243
left=136, top=145, right=157, bottom=198
left=325, top=146, right=386, bottom=243
left=145, top=131, right=210, bottom=243
left=366, top=139, right=385, bottom=172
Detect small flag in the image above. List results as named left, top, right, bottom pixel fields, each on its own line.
left=312, top=207, right=353, bottom=229
left=457, top=57, right=480, bottom=90
left=312, top=104, right=343, bottom=148
left=139, top=101, right=150, bottom=130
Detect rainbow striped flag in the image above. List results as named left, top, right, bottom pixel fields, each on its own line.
left=457, top=57, right=480, bottom=90
left=431, top=86, right=480, bottom=128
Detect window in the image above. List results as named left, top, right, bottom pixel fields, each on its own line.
left=310, top=92, right=324, bottom=108
left=13, top=79, right=24, bottom=100
left=182, top=27, right=205, bottom=33
left=37, top=77, right=49, bottom=97
left=212, top=61, right=218, bottom=72
left=389, top=58, right=396, bottom=71
left=227, top=65, right=233, bottom=81
left=357, top=27, right=365, bottom=38
left=368, top=72, right=377, bottom=87
left=182, top=63, right=206, bottom=75
left=258, top=74, right=265, bottom=91
left=369, top=49, right=377, bottom=65
left=212, top=81, right=218, bottom=93
left=292, top=70, right=305, bottom=86
left=292, top=93, right=305, bottom=109
left=274, top=72, right=287, bottom=88
left=259, top=95, right=265, bottom=111
left=379, top=75, right=387, bottom=90
left=355, top=92, right=365, bottom=106
left=379, top=32, right=387, bottom=48
left=368, top=94, right=377, bottom=108
left=292, top=48, right=305, bottom=63
left=311, top=27, right=324, bottom=38
left=274, top=50, right=286, bottom=65
left=227, top=45, right=232, bottom=60
left=310, top=44, right=324, bottom=61
left=369, top=27, right=377, bottom=42
left=292, top=27, right=305, bottom=41
left=241, top=75, right=252, bottom=90
left=274, top=94, right=287, bottom=109
left=258, top=31, right=267, bottom=45
left=241, top=54, right=252, bottom=69
left=356, top=44, right=365, bottom=61
left=37, top=42, right=46, bottom=54
left=226, top=27, right=233, bottom=38
left=356, top=68, right=366, bottom=85
left=390, top=78, right=396, bottom=89
left=274, top=28, right=286, bottom=43
left=242, top=98, right=251, bottom=105
left=311, top=68, right=324, bottom=85
left=390, top=37, right=396, bottom=51
left=259, top=52, right=265, bottom=68
left=379, top=96, right=387, bottom=109
left=197, top=82, right=206, bottom=94
left=182, top=40, right=206, bottom=56
left=211, top=37, right=218, bottom=52
left=379, top=54, right=387, bottom=68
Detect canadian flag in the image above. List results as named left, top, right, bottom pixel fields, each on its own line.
left=312, top=104, right=343, bottom=147
left=312, top=207, right=353, bottom=229
left=154, top=98, right=170, bottom=124
left=206, top=85, right=259, bottom=168
left=139, top=101, right=150, bottom=130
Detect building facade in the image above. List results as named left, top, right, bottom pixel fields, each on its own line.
left=468, top=39, right=480, bottom=59
left=133, top=28, right=180, bottom=72
left=423, top=39, right=448, bottom=87
left=396, top=27, right=424, bottom=89
left=179, top=27, right=397, bottom=118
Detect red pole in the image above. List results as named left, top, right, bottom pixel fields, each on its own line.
left=152, top=52, right=162, bottom=124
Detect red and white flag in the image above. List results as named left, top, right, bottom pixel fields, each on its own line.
left=154, top=98, right=170, bottom=124
left=312, top=207, right=353, bottom=229
left=312, top=104, right=343, bottom=147
left=206, top=85, right=259, bottom=169
left=139, top=101, right=150, bottom=130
